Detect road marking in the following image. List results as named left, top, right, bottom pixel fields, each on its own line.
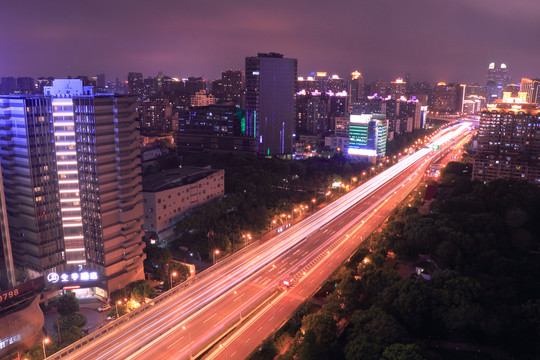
left=203, top=312, right=217, bottom=324
left=167, top=336, right=184, bottom=349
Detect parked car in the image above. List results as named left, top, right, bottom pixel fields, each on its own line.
left=97, top=304, right=111, bottom=312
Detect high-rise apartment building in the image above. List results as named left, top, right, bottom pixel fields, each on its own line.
left=245, top=52, right=297, bottom=155
left=486, top=62, right=509, bottom=103
left=127, top=72, right=144, bottom=97
left=390, top=77, right=407, bottom=100
left=432, top=82, right=462, bottom=113
left=473, top=92, right=540, bottom=184
left=190, top=90, right=216, bottom=107
left=213, top=70, right=244, bottom=106
left=0, top=79, right=145, bottom=294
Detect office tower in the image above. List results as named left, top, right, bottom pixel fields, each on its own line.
left=176, top=104, right=256, bottom=153
left=348, top=114, right=388, bottom=161
left=0, top=165, right=15, bottom=290
left=486, top=62, right=509, bottom=103
left=390, top=77, right=407, bottom=99
left=432, top=82, right=461, bottom=113
left=473, top=92, right=540, bottom=184
left=245, top=52, right=297, bottom=155
left=349, top=71, right=364, bottom=108
left=0, top=79, right=145, bottom=294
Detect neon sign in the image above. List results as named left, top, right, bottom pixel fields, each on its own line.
left=47, top=271, right=99, bottom=284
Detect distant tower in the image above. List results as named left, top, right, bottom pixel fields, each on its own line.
left=486, top=63, right=508, bottom=103
left=349, top=71, right=364, bottom=105
left=390, top=77, right=407, bottom=99
left=245, top=53, right=297, bottom=155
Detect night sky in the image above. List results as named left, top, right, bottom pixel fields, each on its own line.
left=1, top=0, right=538, bottom=84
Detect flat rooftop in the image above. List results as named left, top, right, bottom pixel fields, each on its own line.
left=142, top=167, right=222, bottom=192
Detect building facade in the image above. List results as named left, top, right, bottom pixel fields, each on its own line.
left=142, top=168, right=224, bottom=240
left=473, top=92, right=540, bottom=184
left=0, top=79, right=145, bottom=294
left=245, top=53, right=297, bottom=155
left=486, top=63, right=509, bottom=103
left=348, top=114, right=388, bottom=161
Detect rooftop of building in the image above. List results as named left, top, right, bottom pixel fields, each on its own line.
left=484, top=91, right=540, bottom=114
left=142, top=166, right=222, bottom=192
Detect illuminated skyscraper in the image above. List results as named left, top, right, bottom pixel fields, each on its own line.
left=348, top=71, right=364, bottom=111
left=348, top=114, right=388, bottom=161
left=486, top=62, right=509, bottom=103
left=245, top=53, right=297, bottom=155
left=0, top=79, right=146, bottom=294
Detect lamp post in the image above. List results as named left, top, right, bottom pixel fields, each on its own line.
left=325, top=190, right=331, bottom=202
left=170, top=271, right=177, bottom=289
left=42, top=338, right=50, bottom=359
left=311, top=198, right=316, bottom=211
left=183, top=326, right=192, bottom=358
left=213, top=249, right=220, bottom=265
left=370, top=167, right=375, bottom=177
left=116, top=300, right=122, bottom=318
left=361, top=171, right=366, bottom=182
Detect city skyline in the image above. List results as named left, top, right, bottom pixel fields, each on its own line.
left=1, top=0, right=538, bottom=83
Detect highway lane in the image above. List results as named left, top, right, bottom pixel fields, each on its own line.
left=206, top=126, right=471, bottom=360
left=59, top=123, right=470, bottom=360
left=204, top=151, right=433, bottom=360
left=128, top=165, right=417, bottom=359
left=128, top=123, right=471, bottom=359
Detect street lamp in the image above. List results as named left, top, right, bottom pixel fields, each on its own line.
left=370, top=167, right=375, bottom=177
left=42, top=338, right=50, bottom=359
left=116, top=300, right=122, bottom=318
left=311, top=198, right=316, bottom=211
left=361, top=171, right=366, bottom=182
left=183, top=326, right=192, bottom=358
left=170, top=271, right=177, bottom=288
left=325, top=190, right=331, bottom=202
left=213, top=249, right=220, bottom=265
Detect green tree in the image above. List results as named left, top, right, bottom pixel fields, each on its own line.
left=144, top=245, right=172, bottom=266
left=131, top=282, right=157, bottom=302
left=301, top=311, right=337, bottom=345
left=381, top=343, right=424, bottom=360
left=56, top=292, right=79, bottom=316
left=169, top=262, right=191, bottom=283
left=62, top=325, right=85, bottom=345
left=379, top=279, right=433, bottom=333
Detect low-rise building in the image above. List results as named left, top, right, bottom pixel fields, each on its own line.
left=142, top=167, right=225, bottom=241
